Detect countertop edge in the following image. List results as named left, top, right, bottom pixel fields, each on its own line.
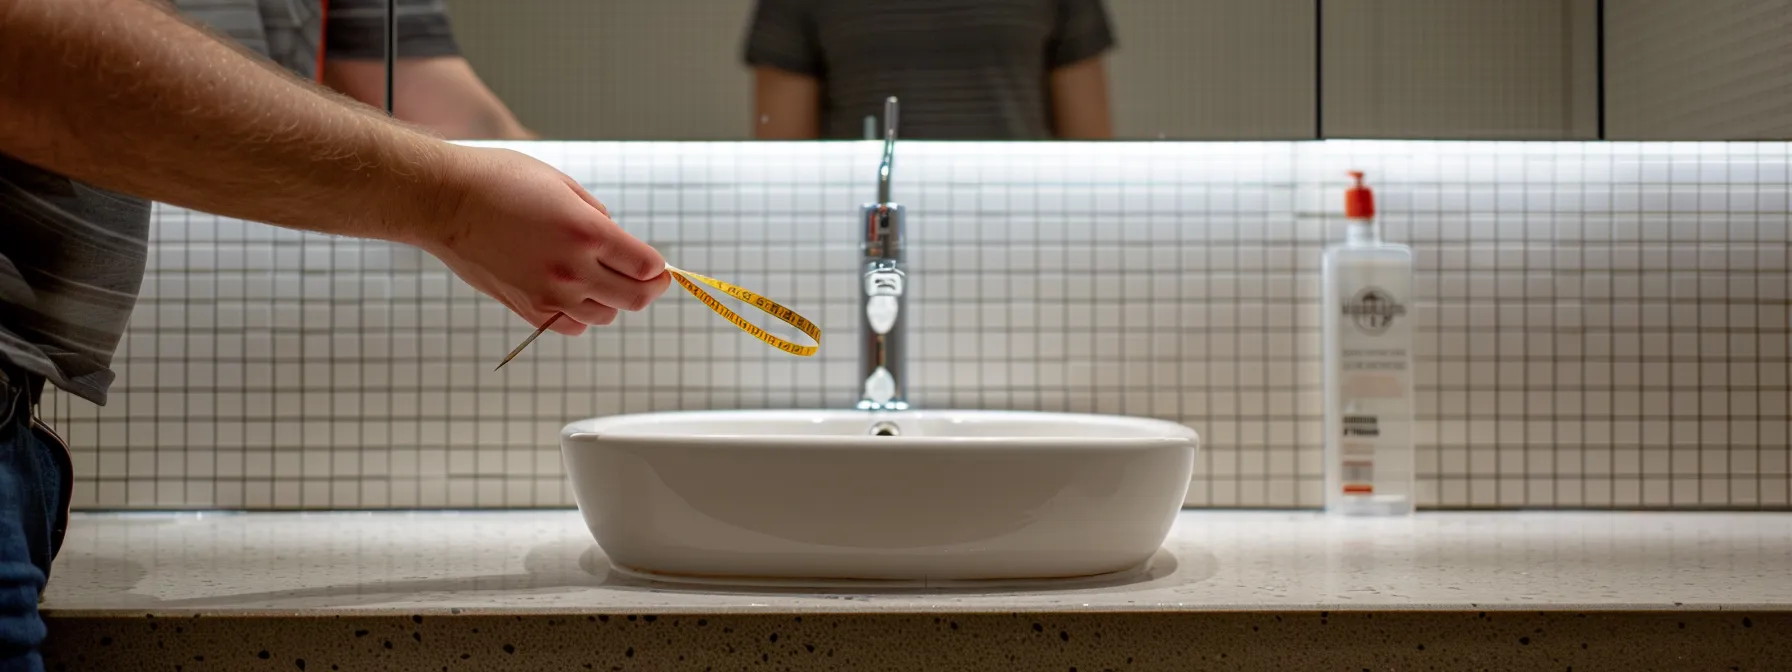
left=41, top=603, right=1792, bottom=618
left=44, top=609, right=1792, bottom=672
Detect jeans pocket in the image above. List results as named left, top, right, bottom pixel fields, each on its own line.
left=25, top=419, right=69, bottom=568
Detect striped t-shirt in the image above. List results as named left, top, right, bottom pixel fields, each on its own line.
left=0, top=0, right=461, bottom=405
left=172, top=0, right=463, bottom=80
left=0, top=157, right=152, bottom=405
left=742, top=0, right=1117, bottom=140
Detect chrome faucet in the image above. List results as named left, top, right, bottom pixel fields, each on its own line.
left=858, top=97, right=907, bottom=411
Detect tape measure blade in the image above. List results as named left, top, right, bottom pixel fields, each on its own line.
left=667, top=267, right=819, bottom=356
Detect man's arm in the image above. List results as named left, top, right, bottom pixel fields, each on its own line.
left=0, top=0, right=668, bottom=334
left=752, top=67, right=820, bottom=139
left=743, top=0, right=822, bottom=139
left=1045, top=0, right=1116, bottom=139
left=324, top=57, right=538, bottom=140
left=1049, top=56, right=1113, bottom=139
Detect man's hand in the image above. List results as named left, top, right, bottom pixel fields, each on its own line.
left=421, top=147, right=670, bottom=335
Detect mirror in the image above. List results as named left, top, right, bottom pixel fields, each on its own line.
left=355, top=0, right=1792, bottom=141
left=435, top=0, right=1321, bottom=140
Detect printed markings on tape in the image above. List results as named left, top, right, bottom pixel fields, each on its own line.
left=663, top=265, right=819, bottom=357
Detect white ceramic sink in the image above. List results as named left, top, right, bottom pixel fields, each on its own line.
left=559, top=409, right=1199, bottom=584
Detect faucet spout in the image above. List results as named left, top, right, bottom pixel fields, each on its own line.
left=877, top=96, right=897, bottom=204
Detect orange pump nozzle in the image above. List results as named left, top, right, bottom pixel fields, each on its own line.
left=1345, top=170, right=1374, bottom=219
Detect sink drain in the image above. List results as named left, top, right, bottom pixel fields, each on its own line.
left=868, top=421, right=901, bottom=437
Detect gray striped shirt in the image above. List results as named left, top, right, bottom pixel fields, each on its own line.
left=743, top=0, right=1116, bottom=139
left=0, top=157, right=151, bottom=405
left=0, top=0, right=460, bottom=405
left=173, top=0, right=462, bottom=80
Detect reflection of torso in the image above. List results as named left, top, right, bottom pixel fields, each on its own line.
left=171, top=0, right=463, bottom=80
left=170, top=0, right=325, bottom=78
left=809, top=0, right=1065, bottom=140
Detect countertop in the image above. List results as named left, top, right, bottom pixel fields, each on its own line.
left=42, top=510, right=1792, bottom=671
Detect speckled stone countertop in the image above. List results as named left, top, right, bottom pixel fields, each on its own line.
left=42, top=510, right=1792, bottom=671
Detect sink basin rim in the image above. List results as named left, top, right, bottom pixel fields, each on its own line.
left=561, top=408, right=1200, bottom=449
left=565, top=432, right=1194, bottom=447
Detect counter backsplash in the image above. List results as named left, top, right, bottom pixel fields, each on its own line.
left=41, top=140, right=1790, bottom=511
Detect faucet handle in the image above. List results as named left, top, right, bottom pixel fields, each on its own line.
left=865, top=264, right=904, bottom=297
left=883, top=96, right=899, bottom=143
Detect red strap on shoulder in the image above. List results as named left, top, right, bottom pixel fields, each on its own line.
left=315, top=0, right=330, bottom=82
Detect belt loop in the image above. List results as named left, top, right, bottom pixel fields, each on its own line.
left=0, top=367, right=15, bottom=430
left=0, top=363, right=45, bottom=425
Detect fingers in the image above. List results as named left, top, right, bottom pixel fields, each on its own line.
left=546, top=315, right=586, bottom=336
left=542, top=176, right=670, bottom=327
left=523, top=309, right=585, bottom=336
left=557, top=176, right=660, bottom=280
left=562, top=299, right=619, bottom=328
left=559, top=263, right=671, bottom=313
left=508, top=308, right=585, bottom=336
left=590, top=214, right=667, bottom=282
left=641, top=270, right=672, bottom=306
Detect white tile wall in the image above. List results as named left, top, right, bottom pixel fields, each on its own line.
left=40, top=140, right=1792, bottom=510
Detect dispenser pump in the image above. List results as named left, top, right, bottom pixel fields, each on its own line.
left=1345, top=170, right=1375, bottom=219
left=1343, top=170, right=1379, bottom=244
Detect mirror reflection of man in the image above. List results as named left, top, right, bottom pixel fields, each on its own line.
left=743, top=0, right=1116, bottom=140
left=175, top=0, right=537, bottom=140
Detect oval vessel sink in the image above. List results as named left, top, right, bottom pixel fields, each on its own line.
left=560, top=409, right=1199, bottom=583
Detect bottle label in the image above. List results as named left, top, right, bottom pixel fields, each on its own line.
left=1333, top=276, right=1412, bottom=499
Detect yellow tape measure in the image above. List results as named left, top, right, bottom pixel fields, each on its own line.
left=494, top=264, right=819, bottom=370
left=664, top=265, right=820, bottom=357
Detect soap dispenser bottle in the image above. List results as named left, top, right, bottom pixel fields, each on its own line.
left=1321, top=171, right=1416, bottom=516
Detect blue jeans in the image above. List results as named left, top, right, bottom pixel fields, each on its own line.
left=0, top=366, right=68, bottom=672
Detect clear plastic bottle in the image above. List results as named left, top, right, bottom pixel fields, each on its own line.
left=1321, top=171, right=1416, bottom=516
